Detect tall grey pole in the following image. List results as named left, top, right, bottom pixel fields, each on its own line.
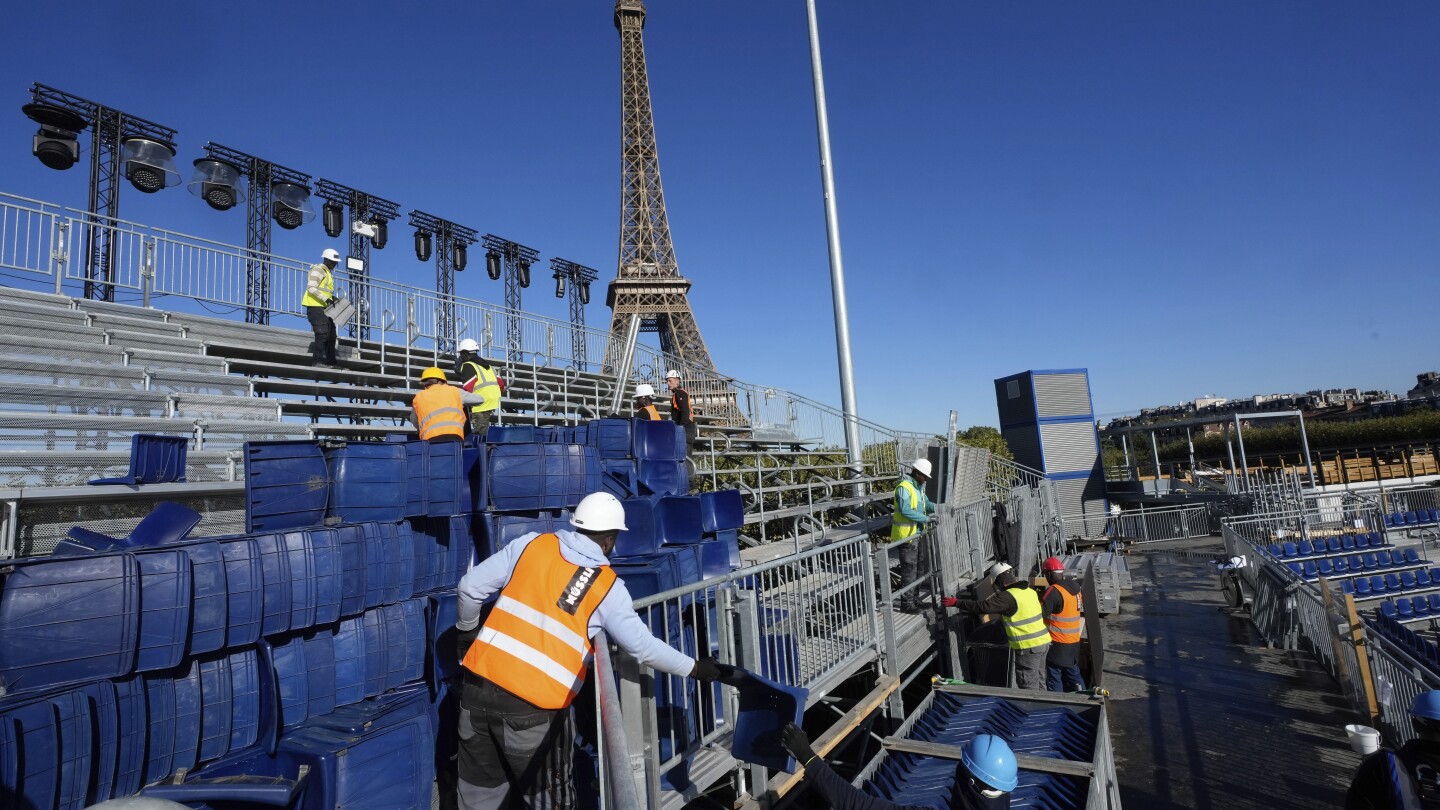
left=1186, top=427, right=1196, bottom=474
left=805, top=0, right=865, bottom=490
left=1121, top=434, right=1132, bottom=477
left=1150, top=430, right=1162, bottom=481
left=1297, top=412, right=1317, bottom=490
left=1234, top=414, right=1250, bottom=493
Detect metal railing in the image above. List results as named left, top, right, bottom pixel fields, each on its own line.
left=1068, top=504, right=1215, bottom=545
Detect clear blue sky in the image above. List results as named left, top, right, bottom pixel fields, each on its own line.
left=2, top=2, right=1436, bottom=433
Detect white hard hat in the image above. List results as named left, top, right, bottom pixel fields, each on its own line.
left=911, top=458, right=932, bottom=478
left=457, top=338, right=479, bottom=353
left=321, top=248, right=341, bottom=262
left=635, top=383, right=656, bottom=398
left=572, top=492, right=628, bottom=532
left=987, top=561, right=1013, bottom=578
left=665, top=370, right=680, bottom=379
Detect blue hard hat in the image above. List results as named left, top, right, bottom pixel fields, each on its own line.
left=960, top=733, right=1018, bottom=793
left=1413, top=691, right=1440, bottom=721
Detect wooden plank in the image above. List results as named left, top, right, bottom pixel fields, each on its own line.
left=880, top=736, right=1096, bottom=778
left=1346, top=591, right=1382, bottom=724
left=933, top=680, right=1101, bottom=707
left=745, top=674, right=900, bottom=808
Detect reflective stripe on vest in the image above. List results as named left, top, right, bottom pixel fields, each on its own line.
left=462, top=361, right=501, bottom=412
left=1003, top=587, right=1050, bottom=650
left=640, top=404, right=660, bottom=421
left=414, top=384, right=466, bottom=440
left=462, top=534, right=616, bottom=709
left=301, top=264, right=334, bottom=308
left=891, top=479, right=922, bottom=542
left=1044, top=584, right=1083, bottom=644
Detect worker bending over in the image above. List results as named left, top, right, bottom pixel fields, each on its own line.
left=1347, top=690, right=1440, bottom=808
left=947, top=569, right=1050, bottom=690
left=1040, top=556, right=1086, bottom=693
left=454, top=492, right=721, bottom=809
left=453, top=338, right=503, bottom=432
left=410, top=367, right=479, bottom=443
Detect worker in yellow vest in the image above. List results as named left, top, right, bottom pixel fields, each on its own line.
left=1040, top=557, right=1086, bottom=693
left=893, top=458, right=937, bottom=612
left=410, top=367, right=467, bottom=442
left=453, top=338, right=503, bottom=433
left=634, top=382, right=661, bottom=420
left=302, top=248, right=341, bottom=367
left=949, top=569, right=1050, bottom=690
left=453, top=492, right=721, bottom=809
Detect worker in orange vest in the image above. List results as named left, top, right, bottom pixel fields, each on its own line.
left=1040, top=556, right=1086, bottom=692
left=453, top=492, right=722, bottom=809
left=634, top=382, right=661, bottom=420
left=410, top=367, right=468, bottom=442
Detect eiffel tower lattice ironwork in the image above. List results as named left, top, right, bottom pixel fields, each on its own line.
left=605, top=0, right=718, bottom=376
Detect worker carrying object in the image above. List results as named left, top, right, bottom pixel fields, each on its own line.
left=454, top=492, right=722, bottom=809
left=893, top=458, right=937, bottom=613
left=945, top=569, right=1050, bottom=690
left=663, top=370, right=697, bottom=458
left=302, top=247, right=341, bottom=367
left=453, top=338, right=504, bottom=433
left=780, top=723, right=1015, bottom=809
left=1346, top=690, right=1440, bottom=808
left=410, top=367, right=471, bottom=443
left=1040, top=556, right=1087, bottom=693
left=634, top=382, right=660, bottom=420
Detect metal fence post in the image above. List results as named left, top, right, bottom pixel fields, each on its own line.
left=51, top=219, right=69, bottom=295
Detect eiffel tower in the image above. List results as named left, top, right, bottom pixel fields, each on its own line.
left=605, top=0, right=718, bottom=376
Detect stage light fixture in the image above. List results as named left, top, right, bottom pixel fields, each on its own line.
left=372, top=219, right=388, bottom=250
left=486, top=249, right=502, bottom=281
left=322, top=201, right=344, bottom=238
left=118, top=137, right=180, bottom=193
left=22, top=102, right=86, bottom=171
left=579, top=282, right=591, bottom=305
left=415, top=229, right=433, bottom=262
left=554, top=277, right=566, bottom=298
left=452, top=242, right=468, bottom=271
left=517, top=259, right=531, bottom=289
left=271, top=181, right=313, bottom=230
left=187, top=158, right=246, bottom=211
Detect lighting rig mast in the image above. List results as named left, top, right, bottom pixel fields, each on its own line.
left=22, top=83, right=180, bottom=301
left=409, top=211, right=478, bottom=355
left=190, top=143, right=314, bottom=324
left=550, top=259, right=598, bottom=370
left=316, top=180, right=401, bottom=342
left=480, top=235, right=540, bottom=363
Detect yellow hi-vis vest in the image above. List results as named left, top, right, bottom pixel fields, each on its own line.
left=413, top=384, right=466, bottom=441
left=462, top=534, right=617, bottom=709
left=891, top=479, right=923, bottom=542
left=301, top=264, right=334, bottom=308
left=462, top=361, right=501, bottom=413
left=1003, top=587, right=1050, bottom=651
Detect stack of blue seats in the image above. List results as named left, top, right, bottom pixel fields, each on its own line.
left=861, top=694, right=1093, bottom=809
left=1370, top=610, right=1440, bottom=674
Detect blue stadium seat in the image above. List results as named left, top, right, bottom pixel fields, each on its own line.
left=1403, top=571, right=1420, bottom=590
left=1283, top=542, right=1298, bottom=558
left=1297, top=540, right=1314, bottom=556
left=1378, top=550, right=1394, bottom=568
left=1431, top=568, right=1440, bottom=586
left=1303, top=561, right=1318, bottom=579
left=1285, top=561, right=1304, bottom=578
left=1428, top=594, right=1440, bottom=614
left=1352, top=554, right=1368, bottom=571
left=1371, top=532, right=1384, bottom=548
left=1342, top=535, right=1356, bottom=551
left=134, top=548, right=193, bottom=672
left=1414, top=597, right=1431, bottom=617
left=1355, top=533, right=1372, bottom=549
left=1342, top=580, right=1356, bottom=595
left=90, top=433, right=189, bottom=486
left=1399, top=599, right=1415, bottom=619
left=1387, top=573, right=1404, bottom=592
left=1318, top=559, right=1334, bottom=576
left=1356, top=578, right=1372, bottom=596
left=1334, top=558, right=1350, bottom=574
left=1364, top=553, right=1379, bottom=570
left=1406, top=547, right=1423, bottom=565
left=1370, top=575, right=1387, bottom=595
left=1269, top=543, right=1284, bottom=557
left=1327, top=537, right=1342, bottom=553
left=66, top=501, right=203, bottom=550
left=1407, top=511, right=1421, bottom=526
left=1381, top=600, right=1398, bottom=618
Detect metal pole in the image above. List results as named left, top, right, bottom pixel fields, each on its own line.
left=1234, top=415, right=1250, bottom=492
left=1121, top=433, right=1132, bottom=477
left=608, top=314, right=642, bottom=416
left=805, top=0, right=865, bottom=490
left=1186, top=427, right=1196, bottom=476
left=1298, top=412, right=1317, bottom=490
left=1150, top=430, right=1162, bottom=481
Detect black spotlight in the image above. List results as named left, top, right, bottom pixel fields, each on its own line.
left=517, top=260, right=531, bottom=288
left=452, top=242, right=468, bottom=271
left=415, top=230, right=432, bottom=262
left=22, top=103, right=86, bottom=171
left=485, top=249, right=502, bottom=280
left=554, top=276, right=565, bottom=299
left=187, top=158, right=245, bottom=211
left=322, top=201, right=343, bottom=238
left=271, top=182, right=313, bottom=230
left=120, top=137, right=180, bottom=193
left=371, top=220, right=388, bottom=250
left=579, top=282, right=591, bottom=305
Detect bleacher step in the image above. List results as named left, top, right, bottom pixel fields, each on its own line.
left=106, top=328, right=206, bottom=355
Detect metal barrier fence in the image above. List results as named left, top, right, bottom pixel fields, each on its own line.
left=1066, top=504, right=1215, bottom=546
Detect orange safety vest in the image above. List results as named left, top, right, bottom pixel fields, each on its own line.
left=670, top=389, right=691, bottom=424
left=1044, top=583, right=1083, bottom=644
left=638, top=403, right=660, bottom=421
left=413, top=384, right=466, bottom=441
left=461, top=534, right=617, bottom=710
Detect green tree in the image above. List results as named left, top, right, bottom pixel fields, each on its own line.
left=958, top=426, right=1012, bottom=460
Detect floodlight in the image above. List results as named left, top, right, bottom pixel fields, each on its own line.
left=371, top=220, right=388, bottom=250
left=486, top=249, right=502, bottom=281
left=22, top=102, right=86, bottom=171
left=554, top=277, right=565, bottom=298
left=323, top=201, right=344, bottom=237
left=579, top=282, right=591, bottom=305
left=187, top=158, right=246, bottom=211
left=351, top=221, right=378, bottom=239
left=415, top=229, right=433, bottom=262
left=117, top=137, right=180, bottom=193
left=452, top=242, right=468, bottom=271
left=517, top=259, right=531, bottom=289
left=271, top=181, right=313, bottom=230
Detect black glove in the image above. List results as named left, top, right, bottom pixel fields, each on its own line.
left=456, top=625, right=480, bottom=661
left=690, top=657, right=722, bottom=682
left=780, top=723, right=817, bottom=766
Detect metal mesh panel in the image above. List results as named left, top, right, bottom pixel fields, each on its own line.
left=146, top=370, right=250, bottom=397
left=126, top=349, right=227, bottom=374
left=949, top=446, right=991, bottom=506
left=0, top=334, right=126, bottom=365
left=172, top=394, right=280, bottom=422
left=105, top=330, right=204, bottom=355
left=0, top=414, right=198, bottom=451
left=0, top=383, right=168, bottom=417
left=15, top=493, right=246, bottom=557
left=198, top=421, right=311, bottom=450
left=0, top=450, right=235, bottom=488
left=0, top=360, right=147, bottom=390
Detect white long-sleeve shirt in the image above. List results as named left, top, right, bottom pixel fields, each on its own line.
left=456, top=529, right=696, bottom=678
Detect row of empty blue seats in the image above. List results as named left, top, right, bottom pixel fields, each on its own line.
left=1343, top=570, right=1440, bottom=599
left=1283, top=547, right=1426, bottom=580
left=1381, top=596, right=1440, bottom=621
left=1265, top=533, right=1388, bottom=559
left=1370, top=612, right=1440, bottom=675
left=1387, top=510, right=1440, bottom=529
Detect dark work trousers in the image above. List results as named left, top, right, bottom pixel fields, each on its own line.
left=1013, top=644, right=1049, bottom=690
left=898, top=539, right=927, bottom=611
left=1045, top=640, right=1086, bottom=692
left=458, top=677, right=575, bottom=810
left=306, top=305, right=337, bottom=365
left=470, top=409, right=497, bottom=435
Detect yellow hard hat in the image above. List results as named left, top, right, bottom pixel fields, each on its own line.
left=420, top=367, right=447, bottom=383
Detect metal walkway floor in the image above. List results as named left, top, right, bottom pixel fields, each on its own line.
left=1103, top=539, right=1365, bottom=810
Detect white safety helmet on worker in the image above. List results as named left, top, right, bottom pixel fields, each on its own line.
left=321, top=248, right=341, bottom=262
left=571, top=492, right=628, bottom=532
left=911, top=458, right=932, bottom=478
left=635, top=383, right=656, bottom=398
left=457, top=338, right=479, bottom=353
left=665, top=370, right=680, bottom=380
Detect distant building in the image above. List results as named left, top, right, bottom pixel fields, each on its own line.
left=1409, top=372, right=1440, bottom=400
